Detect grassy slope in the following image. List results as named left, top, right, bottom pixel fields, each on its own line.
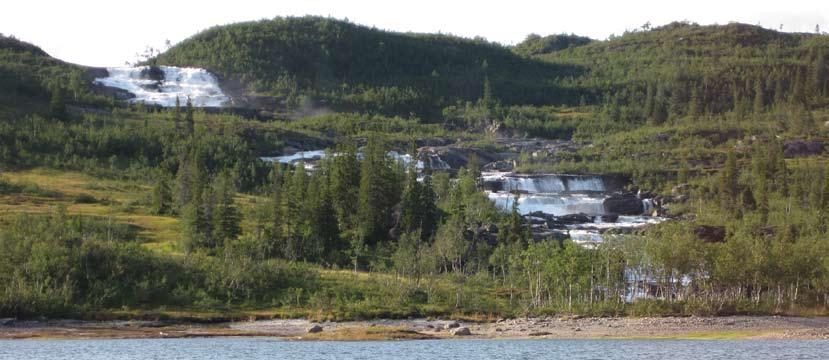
left=0, top=167, right=507, bottom=321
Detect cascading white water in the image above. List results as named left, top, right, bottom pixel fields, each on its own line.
left=484, top=171, right=665, bottom=246
left=261, top=150, right=328, bottom=164
left=489, top=193, right=605, bottom=215
left=564, top=176, right=606, bottom=192
left=264, top=149, right=453, bottom=172
left=503, top=176, right=566, bottom=193
left=94, top=66, right=228, bottom=107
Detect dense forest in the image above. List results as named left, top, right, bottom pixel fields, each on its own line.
left=0, top=18, right=828, bottom=320
left=154, top=16, right=582, bottom=118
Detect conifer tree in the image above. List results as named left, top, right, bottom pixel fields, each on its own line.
left=400, top=157, right=422, bottom=233
left=268, top=165, right=284, bottom=257
left=357, top=135, right=400, bottom=246
left=331, top=143, right=360, bottom=231
left=418, top=175, right=438, bottom=241
left=212, top=171, right=242, bottom=247
left=185, top=96, right=195, bottom=137
left=172, top=96, right=182, bottom=131
left=719, top=151, right=739, bottom=213
left=150, top=176, right=173, bottom=215
left=643, top=82, right=655, bottom=118
left=49, top=83, right=66, bottom=121
left=687, top=86, right=702, bottom=118
left=753, top=79, right=765, bottom=113
left=283, top=163, right=307, bottom=260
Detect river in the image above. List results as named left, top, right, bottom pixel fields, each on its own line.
left=1, top=338, right=825, bottom=359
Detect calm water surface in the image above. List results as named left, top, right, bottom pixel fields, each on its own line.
left=0, top=338, right=826, bottom=359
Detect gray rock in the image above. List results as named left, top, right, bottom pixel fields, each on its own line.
left=603, top=194, right=645, bottom=215
left=306, top=324, right=323, bottom=333
left=451, top=327, right=471, bottom=336
left=0, top=318, right=14, bottom=326
left=444, top=321, right=460, bottom=330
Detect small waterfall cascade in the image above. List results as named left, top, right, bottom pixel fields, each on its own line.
left=483, top=171, right=664, bottom=246
left=94, top=66, right=228, bottom=107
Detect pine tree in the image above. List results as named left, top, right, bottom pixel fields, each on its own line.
left=212, top=172, right=241, bottom=247
left=418, top=175, right=438, bottom=241
left=791, top=69, right=805, bottom=106
left=172, top=96, right=182, bottom=131
left=651, top=84, right=668, bottom=125
left=643, top=82, right=655, bottom=118
left=308, top=176, right=341, bottom=264
left=331, top=143, right=360, bottom=231
left=150, top=176, right=173, bottom=215
left=49, top=83, right=66, bottom=121
left=182, top=169, right=215, bottom=251
left=718, top=151, right=739, bottom=213
left=268, top=165, right=284, bottom=257
left=283, top=163, right=308, bottom=260
left=812, top=50, right=827, bottom=97
left=185, top=97, right=195, bottom=137
left=501, top=196, right=526, bottom=246
left=357, top=135, right=400, bottom=246
left=399, top=158, right=422, bottom=233
left=687, top=86, right=702, bottom=118
left=753, top=79, right=765, bottom=113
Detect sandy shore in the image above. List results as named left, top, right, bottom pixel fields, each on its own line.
left=2, top=316, right=828, bottom=340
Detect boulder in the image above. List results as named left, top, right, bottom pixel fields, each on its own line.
left=306, top=324, right=323, bottom=333
left=603, top=194, right=644, bottom=215
left=783, top=140, right=824, bottom=158
left=482, top=160, right=514, bottom=172
left=527, top=211, right=556, bottom=221
left=693, top=225, right=726, bottom=243
left=482, top=180, right=503, bottom=192
left=444, top=321, right=460, bottom=330
left=557, top=213, right=593, bottom=225
left=600, top=213, right=619, bottom=223
left=140, top=65, right=165, bottom=81
left=451, top=327, right=471, bottom=336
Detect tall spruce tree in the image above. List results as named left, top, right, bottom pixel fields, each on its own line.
left=331, top=143, right=360, bottom=231
left=49, top=83, right=66, bottom=121
left=185, top=96, right=195, bottom=137
left=212, top=171, right=242, bottom=247
left=719, top=151, right=739, bottom=213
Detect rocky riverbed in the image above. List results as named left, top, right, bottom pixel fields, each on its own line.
left=3, top=316, right=827, bottom=340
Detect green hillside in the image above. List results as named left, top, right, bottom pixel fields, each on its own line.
left=542, top=22, right=829, bottom=118
left=154, top=16, right=581, bottom=117
left=1, top=20, right=828, bottom=321
left=0, top=34, right=108, bottom=117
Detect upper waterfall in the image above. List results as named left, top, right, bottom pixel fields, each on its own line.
left=93, top=66, right=229, bottom=107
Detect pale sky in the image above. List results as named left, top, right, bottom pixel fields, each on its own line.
left=2, top=0, right=827, bottom=67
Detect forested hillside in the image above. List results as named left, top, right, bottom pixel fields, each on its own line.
left=154, top=16, right=581, bottom=117
left=0, top=19, right=828, bottom=321
left=544, top=22, right=829, bottom=118
left=0, top=34, right=107, bottom=117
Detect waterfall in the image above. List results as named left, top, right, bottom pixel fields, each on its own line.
left=563, top=176, right=606, bottom=192
left=94, top=66, right=228, bottom=107
left=496, top=174, right=605, bottom=193
left=489, top=193, right=605, bottom=216
left=261, top=150, right=327, bottom=164
left=503, top=176, right=566, bottom=193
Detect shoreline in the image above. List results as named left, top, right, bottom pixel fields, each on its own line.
left=2, top=316, right=828, bottom=341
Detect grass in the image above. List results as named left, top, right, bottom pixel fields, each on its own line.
left=0, top=168, right=182, bottom=252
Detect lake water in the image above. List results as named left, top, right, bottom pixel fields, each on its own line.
left=0, top=338, right=826, bottom=359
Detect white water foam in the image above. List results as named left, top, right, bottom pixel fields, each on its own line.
left=94, top=66, right=228, bottom=107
